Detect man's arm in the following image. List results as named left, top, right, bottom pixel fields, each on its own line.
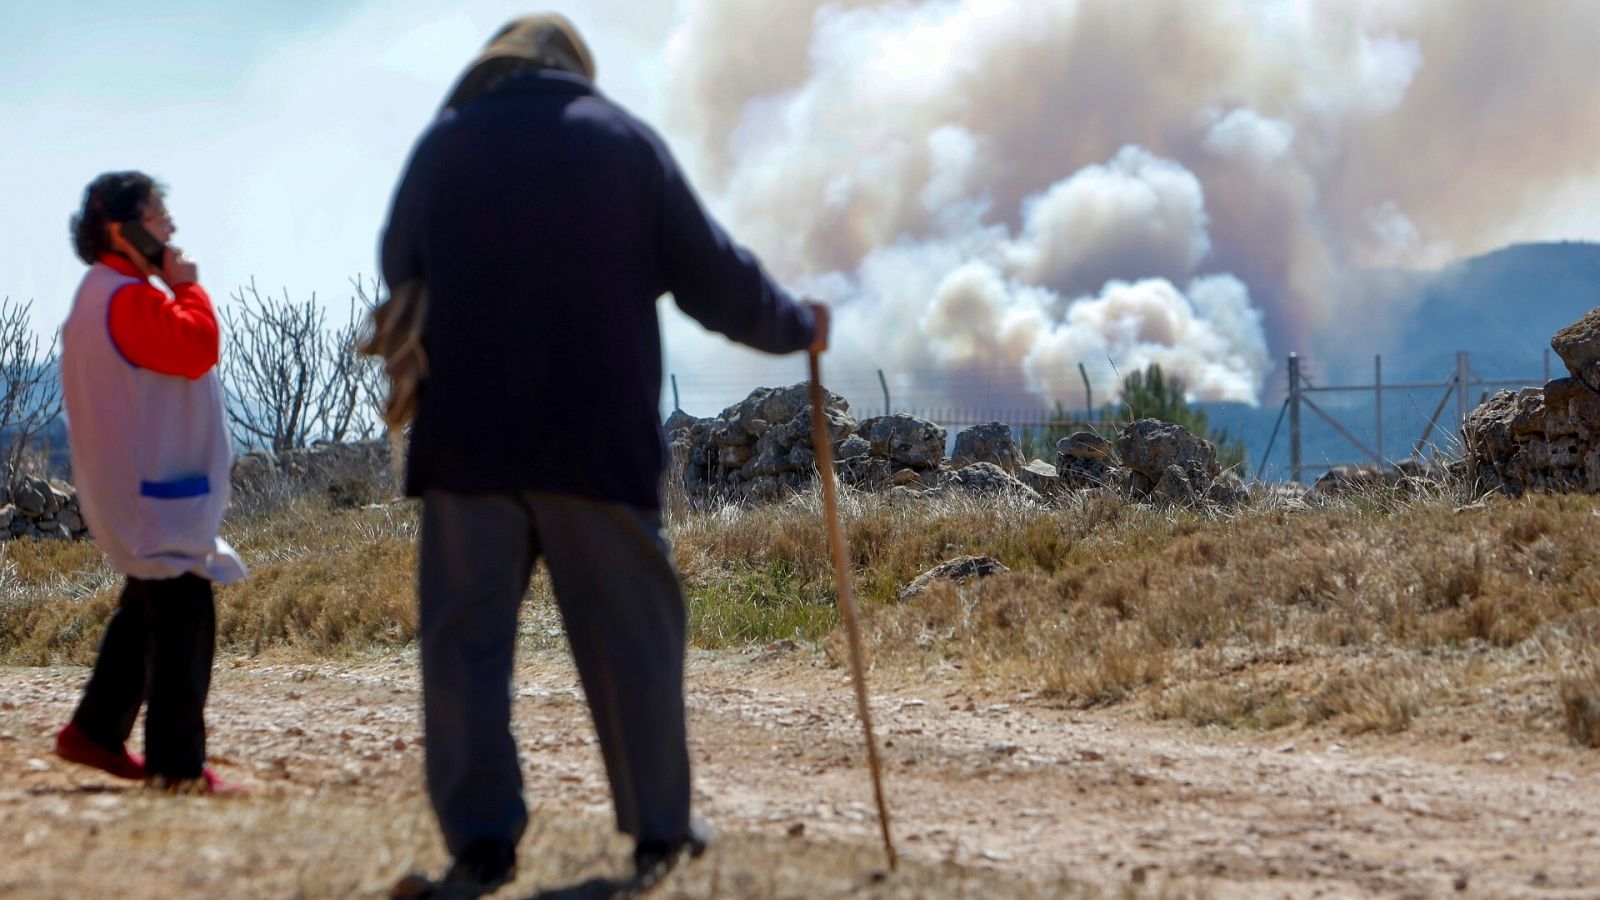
left=654, top=142, right=818, bottom=354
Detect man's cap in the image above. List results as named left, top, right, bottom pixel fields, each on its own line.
left=443, top=13, right=596, bottom=110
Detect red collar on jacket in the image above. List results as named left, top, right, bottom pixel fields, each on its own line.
left=97, top=253, right=149, bottom=280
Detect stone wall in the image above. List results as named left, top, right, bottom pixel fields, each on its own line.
left=668, top=383, right=1247, bottom=508
left=1464, top=308, right=1600, bottom=495
left=0, top=439, right=401, bottom=543
left=0, top=476, right=87, bottom=542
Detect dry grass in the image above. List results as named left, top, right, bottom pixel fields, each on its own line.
left=4, top=475, right=1600, bottom=741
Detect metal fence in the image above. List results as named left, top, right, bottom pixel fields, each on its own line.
left=1264, top=350, right=1551, bottom=482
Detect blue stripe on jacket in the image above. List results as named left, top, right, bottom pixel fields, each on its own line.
left=139, top=476, right=211, bottom=499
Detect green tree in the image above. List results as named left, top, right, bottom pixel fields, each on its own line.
left=1103, top=363, right=1247, bottom=471
left=1018, top=400, right=1083, bottom=461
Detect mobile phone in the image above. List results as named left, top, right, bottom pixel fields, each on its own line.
left=119, top=221, right=167, bottom=268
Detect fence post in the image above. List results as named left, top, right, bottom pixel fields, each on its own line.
left=1374, top=355, right=1383, bottom=467
left=877, top=369, right=891, bottom=417
left=1078, top=362, right=1092, bottom=422
left=671, top=373, right=680, bottom=411
left=1288, top=353, right=1302, bottom=484
left=1456, top=351, right=1470, bottom=432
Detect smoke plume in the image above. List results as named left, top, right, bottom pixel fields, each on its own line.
left=662, top=0, right=1600, bottom=407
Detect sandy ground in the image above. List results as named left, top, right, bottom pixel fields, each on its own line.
left=3, top=646, right=1600, bottom=898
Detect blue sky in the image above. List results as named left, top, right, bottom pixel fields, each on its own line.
left=0, top=1, right=677, bottom=342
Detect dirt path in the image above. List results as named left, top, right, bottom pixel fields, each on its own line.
left=4, top=648, right=1600, bottom=898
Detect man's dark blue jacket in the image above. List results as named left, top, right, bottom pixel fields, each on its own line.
left=381, top=70, right=817, bottom=509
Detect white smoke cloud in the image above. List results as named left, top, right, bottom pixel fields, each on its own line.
left=659, top=0, right=1600, bottom=409
left=1005, top=146, right=1212, bottom=301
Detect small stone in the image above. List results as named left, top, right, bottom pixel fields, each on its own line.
left=1453, top=872, right=1469, bottom=892
left=899, top=555, right=1010, bottom=601
left=787, top=822, right=805, bottom=837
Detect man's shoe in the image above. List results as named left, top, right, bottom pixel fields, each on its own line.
left=390, top=839, right=516, bottom=899
left=54, top=723, right=145, bottom=780
left=148, top=767, right=246, bottom=795
left=632, top=817, right=712, bottom=892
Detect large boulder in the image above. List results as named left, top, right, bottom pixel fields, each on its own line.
left=950, top=422, right=1024, bottom=473
left=1115, top=419, right=1223, bottom=506
left=1115, top=419, right=1219, bottom=482
left=857, top=414, right=947, bottom=470
left=1552, top=306, right=1600, bottom=391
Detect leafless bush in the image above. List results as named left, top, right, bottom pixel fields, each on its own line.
left=0, top=297, right=63, bottom=488
left=220, top=277, right=383, bottom=451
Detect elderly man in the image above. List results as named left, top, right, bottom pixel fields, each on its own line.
left=381, top=14, right=828, bottom=897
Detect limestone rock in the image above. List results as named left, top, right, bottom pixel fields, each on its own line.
left=1206, top=471, right=1249, bottom=507
left=857, top=414, right=947, bottom=469
left=1057, top=456, right=1115, bottom=491
left=1058, top=431, right=1113, bottom=462
left=1552, top=306, right=1600, bottom=389
left=1464, top=376, right=1600, bottom=495
left=933, top=462, right=1041, bottom=502
left=12, top=482, right=44, bottom=517
left=1016, top=459, right=1059, bottom=496
left=950, top=422, right=1024, bottom=473
left=836, top=434, right=871, bottom=460
left=899, top=555, right=1011, bottom=601
left=663, top=409, right=698, bottom=440
left=1116, top=420, right=1219, bottom=481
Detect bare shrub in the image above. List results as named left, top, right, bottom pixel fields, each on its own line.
left=220, top=277, right=383, bottom=451
left=0, top=297, right=63, bottom=487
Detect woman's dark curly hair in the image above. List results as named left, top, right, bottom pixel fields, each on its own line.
left=70, top=171, right=164, bottom=264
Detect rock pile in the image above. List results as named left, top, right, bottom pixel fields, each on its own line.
left=0, top=476, right=87, bottom=542
left=1464, top=307, right=1600, bottom=495
left=669, top=384, right=858, bottom=501
left=668, top=384, right=1248, bottom=508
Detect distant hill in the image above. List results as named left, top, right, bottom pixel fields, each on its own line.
left=1389, top=241, right=1600, bottom=380
left=1213, top=241, right=1600, bottom=478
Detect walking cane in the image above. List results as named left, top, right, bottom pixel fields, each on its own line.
left=808, top=349, right=898, bottom=872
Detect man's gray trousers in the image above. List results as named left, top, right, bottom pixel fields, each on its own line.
left=418, top=490, right=692, bottom=855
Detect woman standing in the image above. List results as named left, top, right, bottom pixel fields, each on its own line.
left=53, top=171, right=246, bottom=793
